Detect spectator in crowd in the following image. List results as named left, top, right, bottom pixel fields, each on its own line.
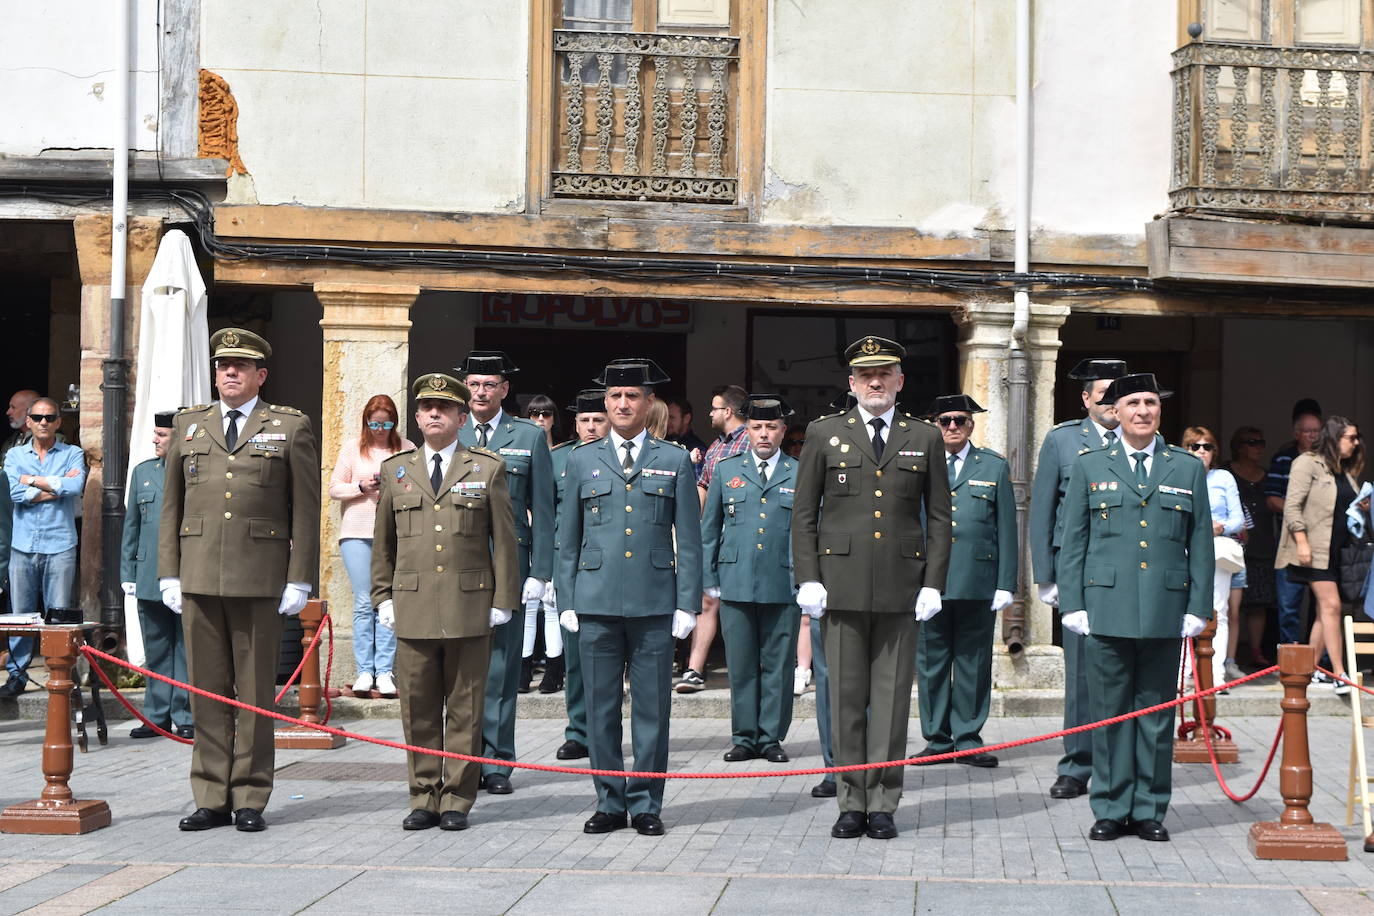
left=1182, top=426, right=1244, bottom=688
left=666, top=396, right=707, bottom=461
left=121, top=411, right=192, bottom=737
left=2, top=396, right=85, bottom=696
left=678, top=384, right=749, bottom=694
left=526, top=394, right=560, bottom=449
left=782, top=425, right=805, bottom=460
left=1223, top=426, right=1276, bottom=669
left=1274, top=415, right=1363, bottom=695
left=329, top=394, right=411, bottom=699
left=1, top=389, right=39, bottom=459
left=647, top=398, right=670, bottom=440
left=1266, top=399, right=1323, bottom=645
left=521, top=392, right=564, bottom=693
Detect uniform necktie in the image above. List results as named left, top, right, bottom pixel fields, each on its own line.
left=431, top=454, right=444, bottom=493
left=622, top=440, right=635, bottom=471
left=1133, top=451, right=1149, bottom=488
left=869, top=418, right=886, bottom=460
left=478, top=422, right=491, bottom=448
left=1104, top=429, right=1117, bottom=447
left=947, top=452, right=958, bottom=480
left=225, top=409, right=242, bottom=450
left=758, top=459, right=768, bottom=485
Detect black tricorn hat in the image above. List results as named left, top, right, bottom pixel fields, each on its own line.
left=594, top=358, right=670, bottom=387
left=828, top=391, right=857, bottom=412
left=567, top=388, right=608, bottom=415
left=454, top=350, right=519, bottom=377
left=745, top=394, right=794, bottom=422
left=1097, top=372, right=1174, bottom=405
left=922, top=394, right=986, bottom=419
left=1066, top=358, right=1127, bottom=381
left=153, top=411, right=177, bottom=428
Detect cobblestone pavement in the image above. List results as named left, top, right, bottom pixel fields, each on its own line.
left=0, top=713, right=1370, bottom=914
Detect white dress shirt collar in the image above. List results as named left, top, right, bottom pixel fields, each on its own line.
left=423, top=439, right=459, bottom=482
left=472, top=408, right=504, bottom=433
left=221, top=396, right=258, bottom=425
left=609, top=427, right=648, bottom=453
left=751, top=448, right=781, bottom=474
left=855, top=402, right=897, bottom=432
left=1091, top=418, right=1118, bottom=446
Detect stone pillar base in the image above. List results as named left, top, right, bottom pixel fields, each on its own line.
left=991, top=643, right=1064, bottom=690
left=1249, top=822, right=1347, bottom=860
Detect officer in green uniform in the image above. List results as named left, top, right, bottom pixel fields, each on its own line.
left=121, top=411, right=192, bottom=739
left=372, top=373, right=521, bottom=831
left=1057, top=372, right=1213, bottom=843
left=159, top=328, right=320, bottom=833
left=702, top=394, right=800, bottom=763
left=914, top=395, right=1015, bottom=768
left=549, top=388, right=607, bottom=761
left=557, top=359, right=702, bottom=837
left=792, top=336, right=951, bottom=842
left=455, top=351, right=555, bottom=795
left=1028, top=358, right=1127, bottom=800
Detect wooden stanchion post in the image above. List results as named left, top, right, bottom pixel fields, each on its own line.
left=1250, top=643, right=1347, bottom=860
left=0, top=627, right=111, bottom=834
left=1175, top=618, right=1239, bottom=763
left=275, top=600, right=345, bottom=750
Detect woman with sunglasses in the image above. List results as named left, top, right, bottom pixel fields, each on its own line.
left=328, top=395, right=412, bottom=698
left=521, top=394, right=564, bottom=693
left=1223, top=427, right=1276, bottom=671
left=525, top=394, right=559, bottom=450
left=1181, top=427, right=1244, bottom=690
left=1275, top=415, right=1364, bottom=694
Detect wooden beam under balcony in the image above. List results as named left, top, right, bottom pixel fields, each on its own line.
left=1148, top=215, right=1374, bottom=288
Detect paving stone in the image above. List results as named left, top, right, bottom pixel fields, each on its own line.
left=917, top=881, right=1114, bottom=914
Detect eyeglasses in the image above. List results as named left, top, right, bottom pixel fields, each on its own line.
left=466, top=380, right=503, bottom=391
left=935, top=416, right=970, bottom=428
left=1188, top=442, right=1216, bottom=452
left=367, top=421, right=396, bottom=431
left=528, top=410, right=554, bottom=418
left=28, top=414, right=57, bottom=423
left=1239, top=438, right=1265, bottom=447
left=1343, top=433, right=1362, bottom=442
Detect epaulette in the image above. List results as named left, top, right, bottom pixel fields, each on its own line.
left=977, top=446, right=1006, bottom=460
left=660, top=438, right=686, bottom=449
left=268, top=404, right=303, bottom=416
left=379, top=451, right=407, bottom=468
left=571, top=439, right=595, bottom=450
left=470, top=446, right=501, bottom=460
left=507, top=416, right=541, bottom=431
left=1053, top=418, right=1083, bottom=430
left=179, top=404, right=209, bottom=414
left=551, top=439, right=575, bottom=452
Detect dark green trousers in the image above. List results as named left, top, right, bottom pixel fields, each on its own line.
left=138, top=598, right=192, bottom=729
left=1086, top=635, right=1179, bottom=824
left=720, top=600, right=799, bottom=750
left=916, top=598, right=993, bottom=751
left=1057, top=628, right=1093, bottom=784
left=481, top=545, right=529, bottom=779
left=562, top=624, right=587, bottom=744
left=579, top=614, right=673, bottom=817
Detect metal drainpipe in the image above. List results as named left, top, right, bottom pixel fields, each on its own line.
left=100, top=0, right=131, bottom=643
left=1002, top=0, right=1033, bottom=656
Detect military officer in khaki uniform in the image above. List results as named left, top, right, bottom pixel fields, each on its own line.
left=792, top=336, right=952, bottom=841
left=158, top=328, right=320, bottom=833
left=372, top=373, right=520, bottom=831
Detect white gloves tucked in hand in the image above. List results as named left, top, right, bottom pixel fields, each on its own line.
left=489, top=607, right=513, bottom=628
left=703, top=586, right=721, bottom=600
left=913, top=587, right=942, bottom=621
left=159, top=577, right=183, bottom=615
left=797, top=581, right=827, bottom=619
left=991, top=589, right=1014, bottom=613
left=1061, top=610, right=1090, bottom=636
left=278, top=583, right=310, bottom=617
left=1037, top=583, right=1059, bottom=608
left=542, top=584, right=557, bottom=614
left=377, top=599, right=395, bottom=630
left=1181, top=613, right=1208, bottom=639
left=121, top=582, right=136, bottom=597
left=671, top=609, right=696, bottom=639
left=560, top=609, right=579, bottom=633
left=522, top=577, right=547, bottom=604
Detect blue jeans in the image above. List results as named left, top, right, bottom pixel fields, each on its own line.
left=1274, top=566, right=1305, bottom=645
left=340, top=538, right=395, bottom=677
left=8, top=547, right=77, bottom=681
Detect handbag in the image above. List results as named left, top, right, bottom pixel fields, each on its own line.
left=1213, top=535, right=1245, bottom=574
left=1339, top=536, right=1374, bottom=604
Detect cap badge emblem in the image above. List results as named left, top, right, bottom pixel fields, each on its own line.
left=861, top=337, right=880, bottom=356
left=222, top=330, right=240, bottom=347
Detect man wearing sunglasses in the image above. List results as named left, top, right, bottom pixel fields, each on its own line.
left=2, top=397, right=85, bottom=696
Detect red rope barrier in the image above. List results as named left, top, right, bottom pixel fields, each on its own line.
left=274, top=613, right=330, bottom=705
left=80, top=643, right=1279, bottom=780
left=1317, top=665, right=1374, bottom=696
left=86, top=654, right=193, bottom=746
left=1181, top=631, right=1282, bottom=802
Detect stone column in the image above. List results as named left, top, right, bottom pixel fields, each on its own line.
left=955, top=298, right=1070, bottom=691
left=72, top=215, right=164, bottom=616
left=314, top=282, right=420, bottom=686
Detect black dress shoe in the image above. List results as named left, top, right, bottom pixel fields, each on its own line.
left=909, top=745, right=947, bottom=766
left=1133, top=819, right=1170, bottom=842
left=0, top=677, right=27, bottom=698
left=810, top=779, right=837, bottom=798
left=178, top=807, right=232, bottom=831
left=439, top=811, right=469, bottom=831
left=556, top=740, right=589, bottom=760
left=723, top=744, right=757, bottom=762
left=831, top=811, right=868, bottom=839
left=866, top=812, right=898, bottom=840
left=175, top=724, right=195, bottom=740
left=583, top=811, right=628, bottom=834
left=234, top=808, right=266, bottom=832
left=1089, top=818, right=1125, bottom=841
left=402, top=809, right=440, bottom=831
left=1049, top=775, right=1087, bottom=799
left=761, top=745, right=789, bottom=763
left=631, top=813, right=665, bottom=836
left=956, top=752, right=998, bottom=768
left=130, top=724, right=168, bottom=739
left=482, top=773, right=513, bottom=795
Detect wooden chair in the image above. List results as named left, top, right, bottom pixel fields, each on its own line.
left=1343, top=617, right=1374, bottom=835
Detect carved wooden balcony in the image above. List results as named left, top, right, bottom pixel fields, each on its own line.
left=1171, top=41, right=1374, bottom=220
left=552, top=29, right=739, bottom=205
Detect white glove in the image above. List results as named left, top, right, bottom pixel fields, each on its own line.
left=703, top=586, right=721, bottom=599
left=490, top=607, right=513, bottom=628
left=560, top=609, right=579, bottom=633
left=991, top=589, right=1014, bottom=613
left=671, top=609, right=697, bottom=639
left=377, top=599, right=395, bottom=630
left=120, top=582, right=136, bottom=597
left=913, top=587, right=942, bottom=621
left=1181, top=613, right=1208, bottom=639
left=797, top=581, right=827, bottom=619
left=542, top=583, right=557, bottom=614
left=277, top=582, right=310, bottom=617
left=159, top=577, right=183, bottom=615
left=1037, top=583, right=1059, bottom=608
left=522, top=577, right=547, bottom=604
left=1062, top=610, right=1090, bottom=636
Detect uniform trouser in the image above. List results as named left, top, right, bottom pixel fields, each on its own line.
left=811, top=616, right=834, bottom=784
left=579, top=614, right=673, bottom=817
left=916, top=598, right=994, bottom=751
left=481, top=545, right=529, bottom=778
left=563, top=624, right=587, bottom=744
left=396, top=633, right=492, bottom=814
left=824, top=609, right=918, bottom=814
left=1056, top=628, right=1093, bottom=784
left=137, top=598, right=192, bottom=728
left=720, top=600, right=798, bottom=750
left=183, top=594, right=283, bottom=813
left=1086, top=634, right=1179, bottom=824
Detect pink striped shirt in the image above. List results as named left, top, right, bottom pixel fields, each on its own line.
left=328, top=437, right=413, bottom=540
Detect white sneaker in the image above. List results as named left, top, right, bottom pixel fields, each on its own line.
left=794, top=666, right=811, bottom=697
left=375, top=672, right=397, bottom=697
left=1223, top=660, right=1244, bottom=684
left=351, top=672, right=374, bottom=694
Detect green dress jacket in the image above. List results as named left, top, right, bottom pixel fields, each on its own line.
left=121, top=456, right=166, bottom=601
left=1030, top=418, right=1110, bottom=584
left=459, top=413, right=555, bottom=580
left=701, top=451, right=797, bottom=605
left=944, top=446, right=1018, bottom=601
